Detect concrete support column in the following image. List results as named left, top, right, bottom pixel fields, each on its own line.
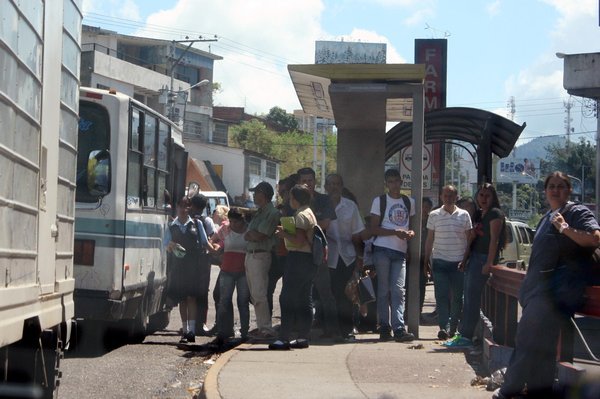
left=337, top=126, right=386, bottom=216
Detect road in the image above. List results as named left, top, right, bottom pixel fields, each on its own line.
left=59, top=265, right=263, bottom=399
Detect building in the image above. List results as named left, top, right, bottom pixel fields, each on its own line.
left=80, top=26, right=280, bottom=202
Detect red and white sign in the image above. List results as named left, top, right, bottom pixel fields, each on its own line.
left=400, top=144, right=433, bottom=189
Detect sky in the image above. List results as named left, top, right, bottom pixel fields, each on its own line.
left=81, top=0, right=600, bottom=147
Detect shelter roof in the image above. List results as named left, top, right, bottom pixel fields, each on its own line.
left=385, top=107, right=526, bottom=160
left=288, top=64, right=425, bottom=121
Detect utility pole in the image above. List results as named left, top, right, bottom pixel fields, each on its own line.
left=564, top=98, right=573, bottom=146
left=167, top=37, right=217, bottom=122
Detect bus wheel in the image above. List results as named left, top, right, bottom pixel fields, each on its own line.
left=129, top=296, right=150, bottom=343
left=148, top=310, right=170, bottom=333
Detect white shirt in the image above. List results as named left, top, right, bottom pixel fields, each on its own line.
left=370, top=194, right=415, bottom=253
left=326, top=197, right=365, bottom=269
left=427, top=206, right=472, bottom=262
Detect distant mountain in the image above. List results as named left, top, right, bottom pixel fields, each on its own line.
left=512, top=135, right=567, bottom=161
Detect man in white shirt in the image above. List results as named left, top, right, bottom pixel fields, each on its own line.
left=324, top=174, right=366, bottom=341
left=369, top=169, right=415, bottom=342
left=423, top=185, right=472, bottom=340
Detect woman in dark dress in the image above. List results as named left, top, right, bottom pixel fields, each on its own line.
left=167, top=197, right=209, bottom=343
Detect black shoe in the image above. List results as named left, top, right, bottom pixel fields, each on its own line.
left=289, top=339, right=309, bottom=349
left=379, top=328, right=392, bottom=342
left=394, top=329, right=415, bottom=342
left=197, top=324, right=214, bottom=336
left=437, top=329, right=448, bottom=340
left=268, top=340, right=290, bottom=350
left=179, top=331, right=195, bottom=344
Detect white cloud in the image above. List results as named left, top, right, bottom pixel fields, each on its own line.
left=486, top=0, right=501, bottom=16
left=501, top=0, right=600, bottom=134
left=139, top=0, right=324, bottom=114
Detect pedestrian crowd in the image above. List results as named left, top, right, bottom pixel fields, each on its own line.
left=164, top=169, right=600, bottom=399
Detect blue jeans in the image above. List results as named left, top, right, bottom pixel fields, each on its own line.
left=431, top=258, right=464, bottom=332
left=373, top=246, right=407, bottom=332
left=459, top=252, right=489, bottom=340
left=217, top=270, right=250, bottom=338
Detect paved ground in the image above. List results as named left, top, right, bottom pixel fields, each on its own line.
left=201, top=284, right=495, bottom=399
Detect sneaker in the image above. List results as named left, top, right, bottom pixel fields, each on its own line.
left=394, top=329, right=415, bottom=342
left=289, top=339, right=309, bottom=349
left=268, top=340, right=291, bottom=350
left=442, top=334, right=472, bottom=348
left=437, top=329, right=448, bottom=340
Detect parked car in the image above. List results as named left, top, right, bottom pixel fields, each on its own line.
left=499, top=220, right=535, bottom=270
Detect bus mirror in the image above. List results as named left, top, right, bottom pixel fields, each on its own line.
left=87, top=150, right=111, bottom=197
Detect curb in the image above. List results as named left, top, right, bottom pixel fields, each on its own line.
left=199, top=343, right=252, bottom=399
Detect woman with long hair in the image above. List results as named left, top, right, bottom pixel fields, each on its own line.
left=494, top=172, right=600, bottom=398
left=444, top=183, right=505, bottom=347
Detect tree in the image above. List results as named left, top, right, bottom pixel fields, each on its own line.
left=230, top=119, right=277, bottom=156
left=543, top=138, right=595, bottom=202
left=265, top=106, right=299, bottom=131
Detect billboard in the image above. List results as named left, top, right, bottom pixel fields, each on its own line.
left=497, top=158, right=539, bottom=183
left=315, top=41, right=386, bottom=64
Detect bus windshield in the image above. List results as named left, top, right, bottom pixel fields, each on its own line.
left=77, top=101, right=110, bottom=202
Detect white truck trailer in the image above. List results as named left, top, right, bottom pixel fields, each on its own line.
left=0, top=0, right=81, bottom=397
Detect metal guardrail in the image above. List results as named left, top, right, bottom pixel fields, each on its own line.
left=484, top=265, right=600, bottom=362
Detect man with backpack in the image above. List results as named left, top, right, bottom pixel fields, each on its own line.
left=369, top=168, right=416, bottom=342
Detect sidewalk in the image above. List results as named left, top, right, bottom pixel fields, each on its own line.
left=201, top=320, right=493, bottom=399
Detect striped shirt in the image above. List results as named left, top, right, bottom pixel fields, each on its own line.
left=426, top=206, right=472, bottom=262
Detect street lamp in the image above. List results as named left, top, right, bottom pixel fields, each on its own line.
left=167, top=79, right=210, bottom=126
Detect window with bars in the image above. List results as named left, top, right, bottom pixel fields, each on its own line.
left=266, top=161, right=277, bottom=179
left=249, top=157, right=261, bottom=175
left=212, top=122, right=228, bottom=145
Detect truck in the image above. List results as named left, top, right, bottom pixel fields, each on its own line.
left=0, top=0, right=82, bottom=396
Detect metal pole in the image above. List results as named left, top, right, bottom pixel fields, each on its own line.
left=321, top=124, right=326, bottom=192
left=597, top=100, right=600, bottom=218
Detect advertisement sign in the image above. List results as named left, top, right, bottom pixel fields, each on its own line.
left=414, top=39, right=447, bottom=188
left=399, top=144, right=433, bottom=189
left=315, top=41, right=386, bottom=64
left=497, top=158, right=539, bottom=184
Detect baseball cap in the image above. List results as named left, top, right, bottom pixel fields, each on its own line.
left=249, top=181, right=274, bottom=199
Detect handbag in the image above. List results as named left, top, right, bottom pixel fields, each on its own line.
left=358, top=274, right=376, bottom=304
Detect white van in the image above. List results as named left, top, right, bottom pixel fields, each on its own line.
left=499, top=220, right=535, bottom=270
left=198, top=191, right=230, bottom=217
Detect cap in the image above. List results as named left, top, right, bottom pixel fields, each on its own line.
left=249, top=181, right=274, bottom=199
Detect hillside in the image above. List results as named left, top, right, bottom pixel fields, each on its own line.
left=513, top=135, right=566, bottom=161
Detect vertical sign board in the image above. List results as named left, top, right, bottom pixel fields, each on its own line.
left=400, top=144, right=433, bottom=189
left=412, top=39, right=447, bottom=196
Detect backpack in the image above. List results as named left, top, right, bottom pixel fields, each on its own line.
left=312, top=224, right=328, bottom=266
left=547, top=202, right=600, bottom=314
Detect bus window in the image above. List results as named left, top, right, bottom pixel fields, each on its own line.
left=127, top=108, right=142, bottom=209
left=157, top=121, right=169, bottom=209
left=142, top=114, right=157, bottom=207
left=77, top=102, right=110, bottom=202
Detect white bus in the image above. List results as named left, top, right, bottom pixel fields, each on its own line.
left=74, top=87, right=188, bottom=339
left=1, top=0, right=80, bottom=396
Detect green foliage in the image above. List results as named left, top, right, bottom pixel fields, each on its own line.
left=265, top=106, right=299, bottom=131
left=230, top=119, right=276, bottom=155
left=229, top=118, right=338, bottom=185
